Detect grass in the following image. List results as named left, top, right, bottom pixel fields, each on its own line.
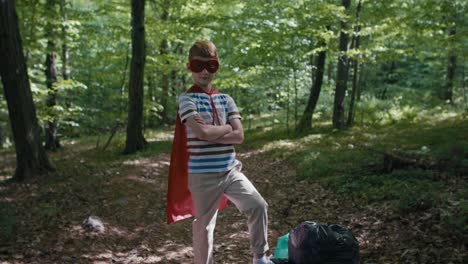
left=243, top=112, right=467, bottom=232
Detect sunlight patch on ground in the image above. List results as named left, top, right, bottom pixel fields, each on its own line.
left=123, top=156, right=170, bottom=167
left=228, top=230, right=249, bottom=240
left=0, top=175, right=13, bottom=182
left=82, top=250, right=113, bottom=261
left=306, top=151, right=321, bottom=161
left=361, top=132, right=379, bottom=141
left=123, top=159, right=144, bottom=165
left=0, top=196, right=15, bottom=202
left=156, top=241, right=194, bottom=260
left=126, top=174, right=156, bottom=184
left=0, top=260, right=26, bottom=264
left=261, top=140, right=298, bottom=152
left=299, top=133, right=323, bottom=144
left=238, top=149, right=266, bottom=158
left=122, top=155, right=170, bottom=182
left=108, top=225, right=132, bottom=237
left=82, top=246, right=167, bottom=263
left=146, top=130, right=174, bottom=142
left=123, top=158, right=155, bottom=166
left=415, top=107, right=461, bottom=123
left=356, top=229, right=370, bottom=252
left=67, top=224, right=87, bottom=239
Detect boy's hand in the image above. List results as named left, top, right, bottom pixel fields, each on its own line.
left=210, top=118, right=243, bottom=144
left=186, top=115, right=232, bottom=141
left=193, top=114, right=206, bottom=125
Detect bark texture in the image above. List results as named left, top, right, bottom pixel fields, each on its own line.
left=0, top=0, right=53, bottom=181
left=332, top=0, right=351, bottom=129
left=124, top=0, right=147, bottom=154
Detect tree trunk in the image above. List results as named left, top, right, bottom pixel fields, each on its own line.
left=310, top=55, right=316, bottom=83
left=147, top=73, right=157, bottom=128
left=297, top=46, right=327, bottom=132
left=443, top=27, right=456, bottom=103
left=170, top=68, right=177, bottom=121
left=0, top=0, right=53, bottom=181
left=24, top=0, right=39, bottom=62
left=332, top=0, right=351, bottom=130
left=286, top=73, right=291, bottom=134
left=293, top=65, right=298, bottom=128
left=159, top=0, right=170, bottom=124
left=463, top=57, right=467, bottom=107
left=0, top=123, right=4, bottom=149
left=347, top=0, right=363, bottom=126
left=160, top=55, right=170, bottom=123
left=357, top=63, right=364, bottom=101
left=44, top=0, right=61, bottom=151
left=327, top=59, right=333, bottom=85
left=61, top=0, right=71, bottom=107
left=347, top=62, right=360, bottom=126
left=120, top=44, right=130, bottom=113
left=124, top=0, right=147, bottom=154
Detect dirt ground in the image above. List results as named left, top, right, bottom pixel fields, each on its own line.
left=0, top=144, right=465, bottom=263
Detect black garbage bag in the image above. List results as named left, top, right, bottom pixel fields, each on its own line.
left=288, top=221, right=359, bottom=264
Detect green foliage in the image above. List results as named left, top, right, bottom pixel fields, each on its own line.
left=243, top=110, right=467, bottom=232
left=67, top=130, right=173, bottom=164
left=327, top=170, right=445, bottom=212
left=2, top=0, right=465, bottom=141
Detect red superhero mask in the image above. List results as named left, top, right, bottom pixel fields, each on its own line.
left=188, top=59, right=219, bottom=73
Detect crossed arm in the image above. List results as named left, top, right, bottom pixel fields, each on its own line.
left=185, top=115, right=244, bottom=144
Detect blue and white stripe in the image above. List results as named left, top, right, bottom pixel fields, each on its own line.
left=178, top=92, right=241, bottom=174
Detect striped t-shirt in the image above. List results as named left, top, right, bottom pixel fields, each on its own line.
left=178, top=92, right=241, bottom=174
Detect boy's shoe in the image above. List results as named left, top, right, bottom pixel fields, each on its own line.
left=253, top=256, right=274, bottom=264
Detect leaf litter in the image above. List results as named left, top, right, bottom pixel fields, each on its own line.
left=0, top=140, right=465, bottom=263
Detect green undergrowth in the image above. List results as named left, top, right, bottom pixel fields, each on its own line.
left=244, top=115, right=468, bottom=232
left=59, top=130, right=173, bottom=165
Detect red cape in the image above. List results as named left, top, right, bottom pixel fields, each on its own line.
left=166, top=85, right=229, bottom=224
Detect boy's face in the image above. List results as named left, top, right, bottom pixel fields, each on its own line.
left=188, top=56, right=218, bottom=88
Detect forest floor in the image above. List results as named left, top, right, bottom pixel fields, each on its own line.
left=0, top=121, right=467, bottom=263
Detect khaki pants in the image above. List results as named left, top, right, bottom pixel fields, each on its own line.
left=188, top=161, right=269, bottom=264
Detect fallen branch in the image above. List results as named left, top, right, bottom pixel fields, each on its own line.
left=102, top=122, right=124, bottom=151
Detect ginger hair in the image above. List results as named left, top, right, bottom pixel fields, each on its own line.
left=188, top=40, right=218, bottom=60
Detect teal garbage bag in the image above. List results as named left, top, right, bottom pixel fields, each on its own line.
left=273, top=233, right=289, bottom=258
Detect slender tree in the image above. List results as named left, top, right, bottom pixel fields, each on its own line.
left=124, top=0, right=147, bottom=154
left=61, top=0, right=71, bottom=107
left=159, top=39, right=170, bottom=123
left=0, top=123, right=4, bottom=149
left=297, top=38, right=327, bottom=132
left=443, top=27, right=456, bottom=103
left=147, top=73, right=157, bottom=127
left=120, top=44, right=131, bottom=114
left=347, top=0, right=363, bottom=126
left=0, top=0, right=53, bottom=180
left=159, top=0, right=170, bottom=124
left=332, top=0, right=351, bottom=129
left=44, top=0, right=61, bottom=150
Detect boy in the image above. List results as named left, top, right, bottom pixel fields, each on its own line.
left=166, top=40, right=272, bottom=264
